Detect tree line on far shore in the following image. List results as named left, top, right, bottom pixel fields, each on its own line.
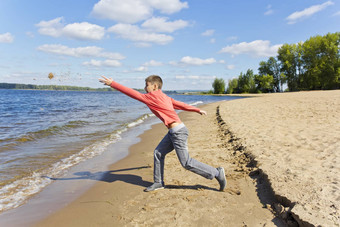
left=211, top=32, right=340, bottom=94
left=0, top=83, right=114, bottom=91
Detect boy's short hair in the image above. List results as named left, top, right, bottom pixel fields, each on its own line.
left=145, top=75, right=163, bottom=89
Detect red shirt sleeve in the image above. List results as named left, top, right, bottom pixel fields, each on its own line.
left=171, top=98, right=201, bottom=113
left=110, top=81, right=147, bottom=103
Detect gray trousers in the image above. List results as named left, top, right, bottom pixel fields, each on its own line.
left=153, top=123, right=217, bottom=184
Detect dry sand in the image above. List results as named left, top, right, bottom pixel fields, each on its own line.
left=35, top=90, right=339, bottom=227
left=219, top=90, right=340, bottom=226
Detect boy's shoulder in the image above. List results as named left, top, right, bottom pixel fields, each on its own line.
left=147, top=89, right=171, bottom=99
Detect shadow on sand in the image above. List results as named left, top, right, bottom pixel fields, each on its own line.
left=43, top=166, right=218, bottom=191
left=43, top=166, right=152, bottom=188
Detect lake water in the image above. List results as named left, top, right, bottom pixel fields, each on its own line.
left=0, top=89, right=239, bottom=214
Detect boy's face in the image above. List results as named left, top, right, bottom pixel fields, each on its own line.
left=145, top=82, right=158, bottom=93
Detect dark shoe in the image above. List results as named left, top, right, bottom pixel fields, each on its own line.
left=144, top=182, right=164, bottom=192
left=216, top=167, right=227, bottom=191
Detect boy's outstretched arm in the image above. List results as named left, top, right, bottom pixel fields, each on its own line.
left=99, top=75, right=147, bottom=103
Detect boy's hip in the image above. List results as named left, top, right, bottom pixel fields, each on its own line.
left=168, top=121, right=182, bottom=129
left=169, top=122, right=186, bottom=134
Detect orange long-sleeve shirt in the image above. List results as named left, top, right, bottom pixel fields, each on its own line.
left=110, top=81, right=201, bottom=128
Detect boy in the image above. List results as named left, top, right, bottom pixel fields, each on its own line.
left=99, top=75, right=226, bottom=192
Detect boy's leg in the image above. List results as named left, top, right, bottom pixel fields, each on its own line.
left=170, top=126, right=218, bottom=180
left=153, top=132, right=174, bottom=184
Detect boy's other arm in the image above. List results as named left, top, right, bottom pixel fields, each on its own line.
left=171, top=98, right=207, bottom=115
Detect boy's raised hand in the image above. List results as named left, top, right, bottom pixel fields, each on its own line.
left=99, top=76, right=113, bottom=86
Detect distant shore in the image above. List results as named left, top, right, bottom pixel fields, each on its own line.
left=0, top=82, right=115, bottom=92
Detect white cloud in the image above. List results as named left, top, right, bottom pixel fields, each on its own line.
left=26, top=32, right=35, bottom=38
left=141, top=17, right=189, bottom=33
left=134, top=66, right=148, bottom=72
left=227, top=36, right=238, bottom=41
left=265, top=9, right=274, bottom=15
left=0, top=32, right=14, bottom=43
left=179, top=56, right=216, bottom=66
left=132, top=60, right=164, bottom=73
left=83, top=59, right=122, bottom=67
left=37, top=44, right=125, bottom=60
left=286, top=1, right=334, bottom=24
left=92, top=0, right=152, bottom=24
left=264, top=5, right=273, bottom=15
left=219, top=40, right=282, bottom=58
left=143, top=60, right=163, bottom=67
left=134, top=42, right=153, bottom=48
left=63, top=22, right=105, bottom=40
left=210, top=38, right=216, bottom=43
left=36, top=17, right=63, bottom=37
left=201, top=29, right=215, bottom=36
left=92, top=0, right=188, bottom=23
left=226, top=64, right=235, bottom=70
left=147, top=0, right=188, bottom=14
left=175, top=75, right=216, bottom=80
left=333, top=11, right=340, bottom=16
left=36, top=17, right=105, bottom=41
left=108, top=23, right=173, bottom=45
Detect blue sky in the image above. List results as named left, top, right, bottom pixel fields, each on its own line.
left=0, top=0, right=339, bottom=90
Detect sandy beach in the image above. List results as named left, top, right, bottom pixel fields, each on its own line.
left=34, top=90, right=339, bottom=226
left=218, top=90, right=340, bottom=226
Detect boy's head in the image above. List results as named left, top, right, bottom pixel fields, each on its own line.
left=145, top=75, right=163, bottom=92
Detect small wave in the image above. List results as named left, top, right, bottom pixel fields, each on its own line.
left=126, top=114, right=152, bottom=128
left=190, top=101, right=203, bottom=106
left=0, top=121, right=88, bottom=151
left=0, top=113, right=154, bottom=213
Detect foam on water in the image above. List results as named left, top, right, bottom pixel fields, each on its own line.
left=190, top=101, right=203, bottom=106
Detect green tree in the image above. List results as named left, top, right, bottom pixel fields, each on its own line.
left=277, top=43, right=302, bottom=91
left=212, top=78, right=226, bottom=94
left=258, top=57, right=281, bottom=92
left=237, top=69, right=256, bottom=93
left=226, top=78, right=238, bottom=94
left=301, top=32, right=340, bottom=90
left=255, top=74, right=274, bottom=93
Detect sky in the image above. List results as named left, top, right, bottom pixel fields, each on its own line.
left=0, top=0, right=339, bottom=90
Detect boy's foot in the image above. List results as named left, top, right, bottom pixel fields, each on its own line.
left=216, top=167, right=227, bottom=191
left=144, top=182, right=164, bottom=192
